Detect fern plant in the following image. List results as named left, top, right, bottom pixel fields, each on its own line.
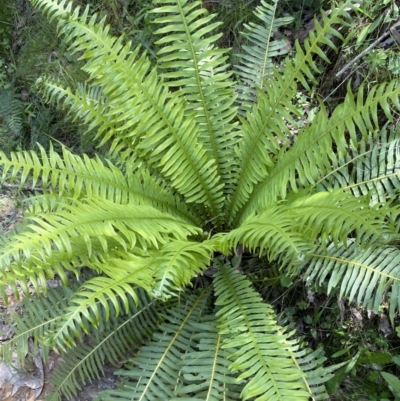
left=0, top=87, right=24, bottom=151
left=1, top=0, right=400, bottom=400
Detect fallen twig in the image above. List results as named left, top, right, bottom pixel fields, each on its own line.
left=335, top=20, right=400, bottom=79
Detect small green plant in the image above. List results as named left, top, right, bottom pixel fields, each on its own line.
left=1, top=0, right=400, bottom=400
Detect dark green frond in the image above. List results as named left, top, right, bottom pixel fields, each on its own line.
left=98, top=289, right=210, bottom=401
left=234, top=0, right=293, bottom=112
left=214, top=264, right=312, bottom=401
left=0, top=286, right=73, bottom=364
left=0, top=87, right=23, bottom=143
left=47, top=290, right=158, bottom=401
left=317, top=128, right=400, bottom=205
left=50, top=276, right=151, bottom=349
left=304, top=242, right=400, bottom=322
left=176, top=315, right=242, bottom=401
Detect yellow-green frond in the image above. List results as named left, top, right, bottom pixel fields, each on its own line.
left=237, top=81, right=400, bottom=223
left=152, top=0, right=239, bottom=195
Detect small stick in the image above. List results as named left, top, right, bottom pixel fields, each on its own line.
left=335, top=20, right=400, bottom=79
left=1, top=183, right=43, bottom=192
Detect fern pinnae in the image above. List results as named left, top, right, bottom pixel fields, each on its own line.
left=221, top=205, right=311, bottom=266
left=50, top=274, right=152, bottom=350
left=234, top=0, right=293, bottom=112
left=152, top=0, right=238, bottom=197
left=0, top=287, right=73, bottom=363
left=227, top=1, right=357, bottom=225
left=0, top=88, right=23, bottom=142
left=237, top=81, right=400, bottom=224
left=35, top=0, right=223, bottom=214
left=101, top=289, right=211, bottom=401
left=304, top=243, right=400, bottom=322
left=0, top=143, right=201, bottom=224
left=150, top=240, right=214, bottom=299
left=214, top=264, right=312, bottom=401
left=0, top=199, right=200, bottom=267
left=286, top=191, right=388, bottom=247
left=0, top=237, right=118, bottom=299
left=177, top=315, right=242, bottom=400
left=47, top=291, right=158, bottom=401
left=316, top=129, right=400, bottom=205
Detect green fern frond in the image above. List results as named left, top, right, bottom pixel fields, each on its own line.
left=234, top=0, right=293, bottom=112
left=149, top=240, right=214, bottom=299
left=304, top=242, right=400, bottom=322
left=41, top=81, right=142, bottom=160
left=0, top=198, right=200, bottom=272
left=32, top=0, right=224, bottom=214
left=0, top=286, right=74, bottom=363
left=317, top=128, right=400, bottom=205
left=0, top=198, right=199, bottom=300
left=219, top=205, right=311, bottom=266
left=237, top=81, right=400, bottom=224
left=0, top=144, right=200, bottom=224
left=47, top=290, right=158, bottom=401
left=227, top=1, right=357, bottom=224
left=176, top=315, right=242, bottom=400
left=152, top=0, right=238, bottom=194
left=0, top=88, right=23, bottom=141
left=50, top=274, right=151, bottom=349
left=99, top=289, right=211, bottom=401
left=286, top=190, right=389, bottom=247
left=214, top=264, right=312, bottom=401
left=0, top=237, right=120, bottom=300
